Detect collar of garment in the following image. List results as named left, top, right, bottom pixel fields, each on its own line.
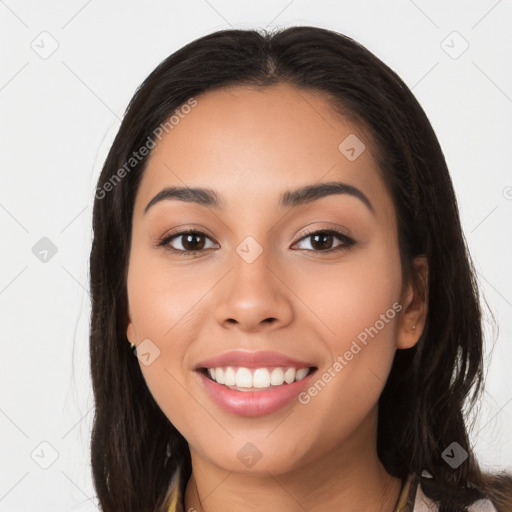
left=167, top=472, right=498, bottom=512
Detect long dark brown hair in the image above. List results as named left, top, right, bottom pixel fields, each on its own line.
left=89, top=26, right=511, bottom=512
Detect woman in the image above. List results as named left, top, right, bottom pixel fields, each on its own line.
left=89, top=26, right=512, bottom=511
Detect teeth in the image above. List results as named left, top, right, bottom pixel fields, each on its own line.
left=270, top=367, right=285, bottom=386
left=284, top=368, right=295, bottom=384
left=253, top=368, right=269, bottom=388
left=235, top=367, right=252, bottom=388
left=205, top=366, right=312, bottom=390
left=215, top=368, right=224, bottom=384
left=224, top=367, right=236, bottom=386
left=295, top=368, right=309, bottom=380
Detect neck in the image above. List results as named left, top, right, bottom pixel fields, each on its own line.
left=183, top=411, right=402, bottom=512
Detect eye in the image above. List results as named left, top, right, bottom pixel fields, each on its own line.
left=157, top=230, right=218, bottom=256
left=156, top=227, right=356, bottom=256
left=292, top=228, right=355, bottom=253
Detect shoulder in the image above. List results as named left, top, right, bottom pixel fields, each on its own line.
left=411, top=480, right=498, bottom=512
left=395, top=474, right=499, bottom=512
left=415, top=484, right=497, bottom=511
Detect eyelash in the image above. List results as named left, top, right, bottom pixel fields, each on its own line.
left=156, top=228, right=356, bottom=257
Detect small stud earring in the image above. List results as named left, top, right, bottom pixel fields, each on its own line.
left=129, top=341, right=137, bottom=356
left=412, top=324, right=417, bottom=330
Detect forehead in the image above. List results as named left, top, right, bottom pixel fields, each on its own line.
left=135, top=83, right=393, bottom=219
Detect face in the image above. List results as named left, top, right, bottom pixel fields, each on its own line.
left=126, top=83, right=424, bottom=476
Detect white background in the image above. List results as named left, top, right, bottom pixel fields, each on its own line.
left=1, top=1, right=511, bottom=510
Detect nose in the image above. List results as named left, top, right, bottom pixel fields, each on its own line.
left=213, top=247, right=294, bottom=333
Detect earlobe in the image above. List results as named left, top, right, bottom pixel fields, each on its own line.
left=126, top=322, right=135, bottom=344
left=126, top=307, right=136, bottom=344
left=396, top=255, right=428, bottom=350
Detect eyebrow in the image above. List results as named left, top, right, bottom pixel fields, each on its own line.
left=144, top=181, right=374, bottom=215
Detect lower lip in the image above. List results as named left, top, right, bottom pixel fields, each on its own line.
left=196, top=369, right=316, bottom=417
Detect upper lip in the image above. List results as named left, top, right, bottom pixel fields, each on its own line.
left=195, top=350, right=316, bottom=370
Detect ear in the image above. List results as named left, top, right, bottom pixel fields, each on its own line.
left=396, top=255, right=428, bottom=350
left=126, top=305, right=137, bottom=345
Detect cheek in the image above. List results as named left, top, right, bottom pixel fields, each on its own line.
left=292, top=237, right=403, bottom=348
left=126, top=241, right=216, bottom=341
left=290, top=241, right=402, bottom=421
left=125, top=246, right=217, bottom=427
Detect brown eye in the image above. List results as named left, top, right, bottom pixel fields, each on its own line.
left=294, top=229, right=355, bottom=253
left=157, top=230, right=218, bottom=255
left=179, top=233, right=206, bottom=251
left=310, top=232, right=335, bottom=250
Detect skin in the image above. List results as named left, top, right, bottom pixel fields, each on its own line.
left=126, top=83, right=428, bottom=512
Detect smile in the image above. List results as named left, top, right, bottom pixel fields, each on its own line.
left=204, top=366, right=312, bottom=390
left=196, top=366, right=318, bottom=417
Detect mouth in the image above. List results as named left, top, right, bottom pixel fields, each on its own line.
left=198, top=365, right=317, bottom=391
left=195, top=365, right=318, bottom=417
